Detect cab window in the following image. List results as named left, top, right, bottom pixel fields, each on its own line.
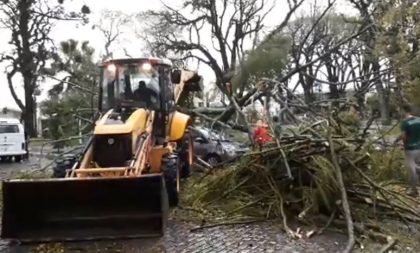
left=162, top=68, right=175, bottom=111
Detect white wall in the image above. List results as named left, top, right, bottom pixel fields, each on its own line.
left=1, top=108, right=21, bottom=120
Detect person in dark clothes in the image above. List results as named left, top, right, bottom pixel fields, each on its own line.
left=134, top=81, right=156, bottom=108
left=395, top=104, right=420, bottom=196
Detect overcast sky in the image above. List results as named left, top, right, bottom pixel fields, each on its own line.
left=0, top=0, right=357, bottom=111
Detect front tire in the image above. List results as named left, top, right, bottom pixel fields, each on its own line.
left=162, top=154, right=180, bottom=207
left=206, top=154, right=221, bottom=166
left=14, top=156, right=22, bottom=163
left=3, top=156, right=11, bottom=162
left=178, top=133, right=193, bottom=178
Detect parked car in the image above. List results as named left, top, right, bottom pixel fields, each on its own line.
left=189, top=126, right=249, bottom=166
left=0, top=118, right=28, bottom=162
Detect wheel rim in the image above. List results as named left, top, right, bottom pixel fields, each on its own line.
left=207, top=156, right=219, bottom=166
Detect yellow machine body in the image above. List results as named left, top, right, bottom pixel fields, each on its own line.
left=1, top=58, right=202, bottom=242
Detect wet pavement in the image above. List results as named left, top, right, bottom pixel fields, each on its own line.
left=1, top=220, right=347, bottom=253
left=0, top=156, right=349, bottom=253
left=0, top=156, right=48, bottom=179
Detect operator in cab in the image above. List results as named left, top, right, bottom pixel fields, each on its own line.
left=105, top=62, right=161, bottom=113
left=133, top=80, right=158, bottom=108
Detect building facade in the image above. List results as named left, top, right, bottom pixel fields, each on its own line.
left=1, top=107, right=21, bottom=120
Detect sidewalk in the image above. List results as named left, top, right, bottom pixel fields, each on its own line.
left=28, top=144, right=80, bottom=158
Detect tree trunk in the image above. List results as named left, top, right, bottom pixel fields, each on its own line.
left=372, top=61, right=390, bottom=125
left=219, top=107, right=236, bottom=122
left=328, top=75, right=340, bottom=107
left=19, top=0, right=37, bottom=137
left=391, top=60, right=405, bottom=107
left=24, top=76, right=37, bottom=137
left=355, top=93, right=366, bottom=117
left=303, top=89, right=313, bottom=105
left=301, top=69, right=315, bottom=104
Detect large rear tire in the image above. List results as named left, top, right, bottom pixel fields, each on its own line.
left=53, top=154, right=77, bottom=178
left=178, top=133, right=193, bottom=178
left=162, top=154, right=180, bottom=207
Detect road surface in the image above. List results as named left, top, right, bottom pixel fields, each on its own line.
left=0, top=156, right=349, bottom=253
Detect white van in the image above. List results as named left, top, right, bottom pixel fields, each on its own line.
left=0, top=118, right=27, bottom=162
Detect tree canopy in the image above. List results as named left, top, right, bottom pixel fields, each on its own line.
left=41, top=40, right=98, bottom=142
left=0, top=0, right=90, bottom=136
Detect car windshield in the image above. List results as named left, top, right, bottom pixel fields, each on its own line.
left=198, top=128, right=228, bottom=141
left=0, top=125, right=19, bottom=134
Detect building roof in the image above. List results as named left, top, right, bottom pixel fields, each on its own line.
left=2, top=107, right=21, bottom=114
left=0, top=118, right=20, bottom=124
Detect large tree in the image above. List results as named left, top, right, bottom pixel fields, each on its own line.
left=0, top=0, right=89, bottom=136
left=374, top=0, right=420, bottom=109
left=94, top=9, right=132, bottom=60
left=42, top=39, right=98, bottom=142
left=348, top=0, right=392, bottom=124
left=137, top=0, right=304, bottom=123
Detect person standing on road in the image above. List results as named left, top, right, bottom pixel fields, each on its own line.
left=395, top=104, right=420, bottom=196
left=254, top=120, right=272, bottom=151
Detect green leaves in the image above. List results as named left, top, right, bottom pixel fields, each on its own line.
left=41, top=39, right=98, bottom=141
left=375, top=0, right=420, bottom=106
left=232, top=34, right=290, bottom=89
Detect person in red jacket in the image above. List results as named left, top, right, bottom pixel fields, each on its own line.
left=254, top=120, right=272, bottom=151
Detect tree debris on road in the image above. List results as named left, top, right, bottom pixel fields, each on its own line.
left=183, top=108, right=417, bottom=252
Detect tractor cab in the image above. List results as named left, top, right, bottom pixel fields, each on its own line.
left=99, top=58, right=181, bottom=117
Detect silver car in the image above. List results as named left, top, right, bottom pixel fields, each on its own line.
left=189, top=127, right=249, bottom=166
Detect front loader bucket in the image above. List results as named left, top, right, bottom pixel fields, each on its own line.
left=1, top=174, right=169, bottom=242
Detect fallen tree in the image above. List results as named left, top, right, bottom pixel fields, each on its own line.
left=182, top=102, right=415, bottom=252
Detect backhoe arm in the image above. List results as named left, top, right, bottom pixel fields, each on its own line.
left=174, top=69, right=203, bottom=105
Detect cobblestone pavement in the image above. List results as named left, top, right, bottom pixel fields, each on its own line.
left=3, top=219, right=347, bottom=253
left=0, top=157, right=347, bottom=253
left=160, top=219, right=346, bottom=253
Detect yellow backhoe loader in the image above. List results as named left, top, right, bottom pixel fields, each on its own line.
left=1, top=57, right=202, bottom=242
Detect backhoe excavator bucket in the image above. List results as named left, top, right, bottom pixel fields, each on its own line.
left=1, top=174, right=169, bottom=242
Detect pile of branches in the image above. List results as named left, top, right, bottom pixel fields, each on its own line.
left=183, top=116, right=418, bottom=252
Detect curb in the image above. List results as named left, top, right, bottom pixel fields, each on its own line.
left=29, top=152, right=59, bottom=160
